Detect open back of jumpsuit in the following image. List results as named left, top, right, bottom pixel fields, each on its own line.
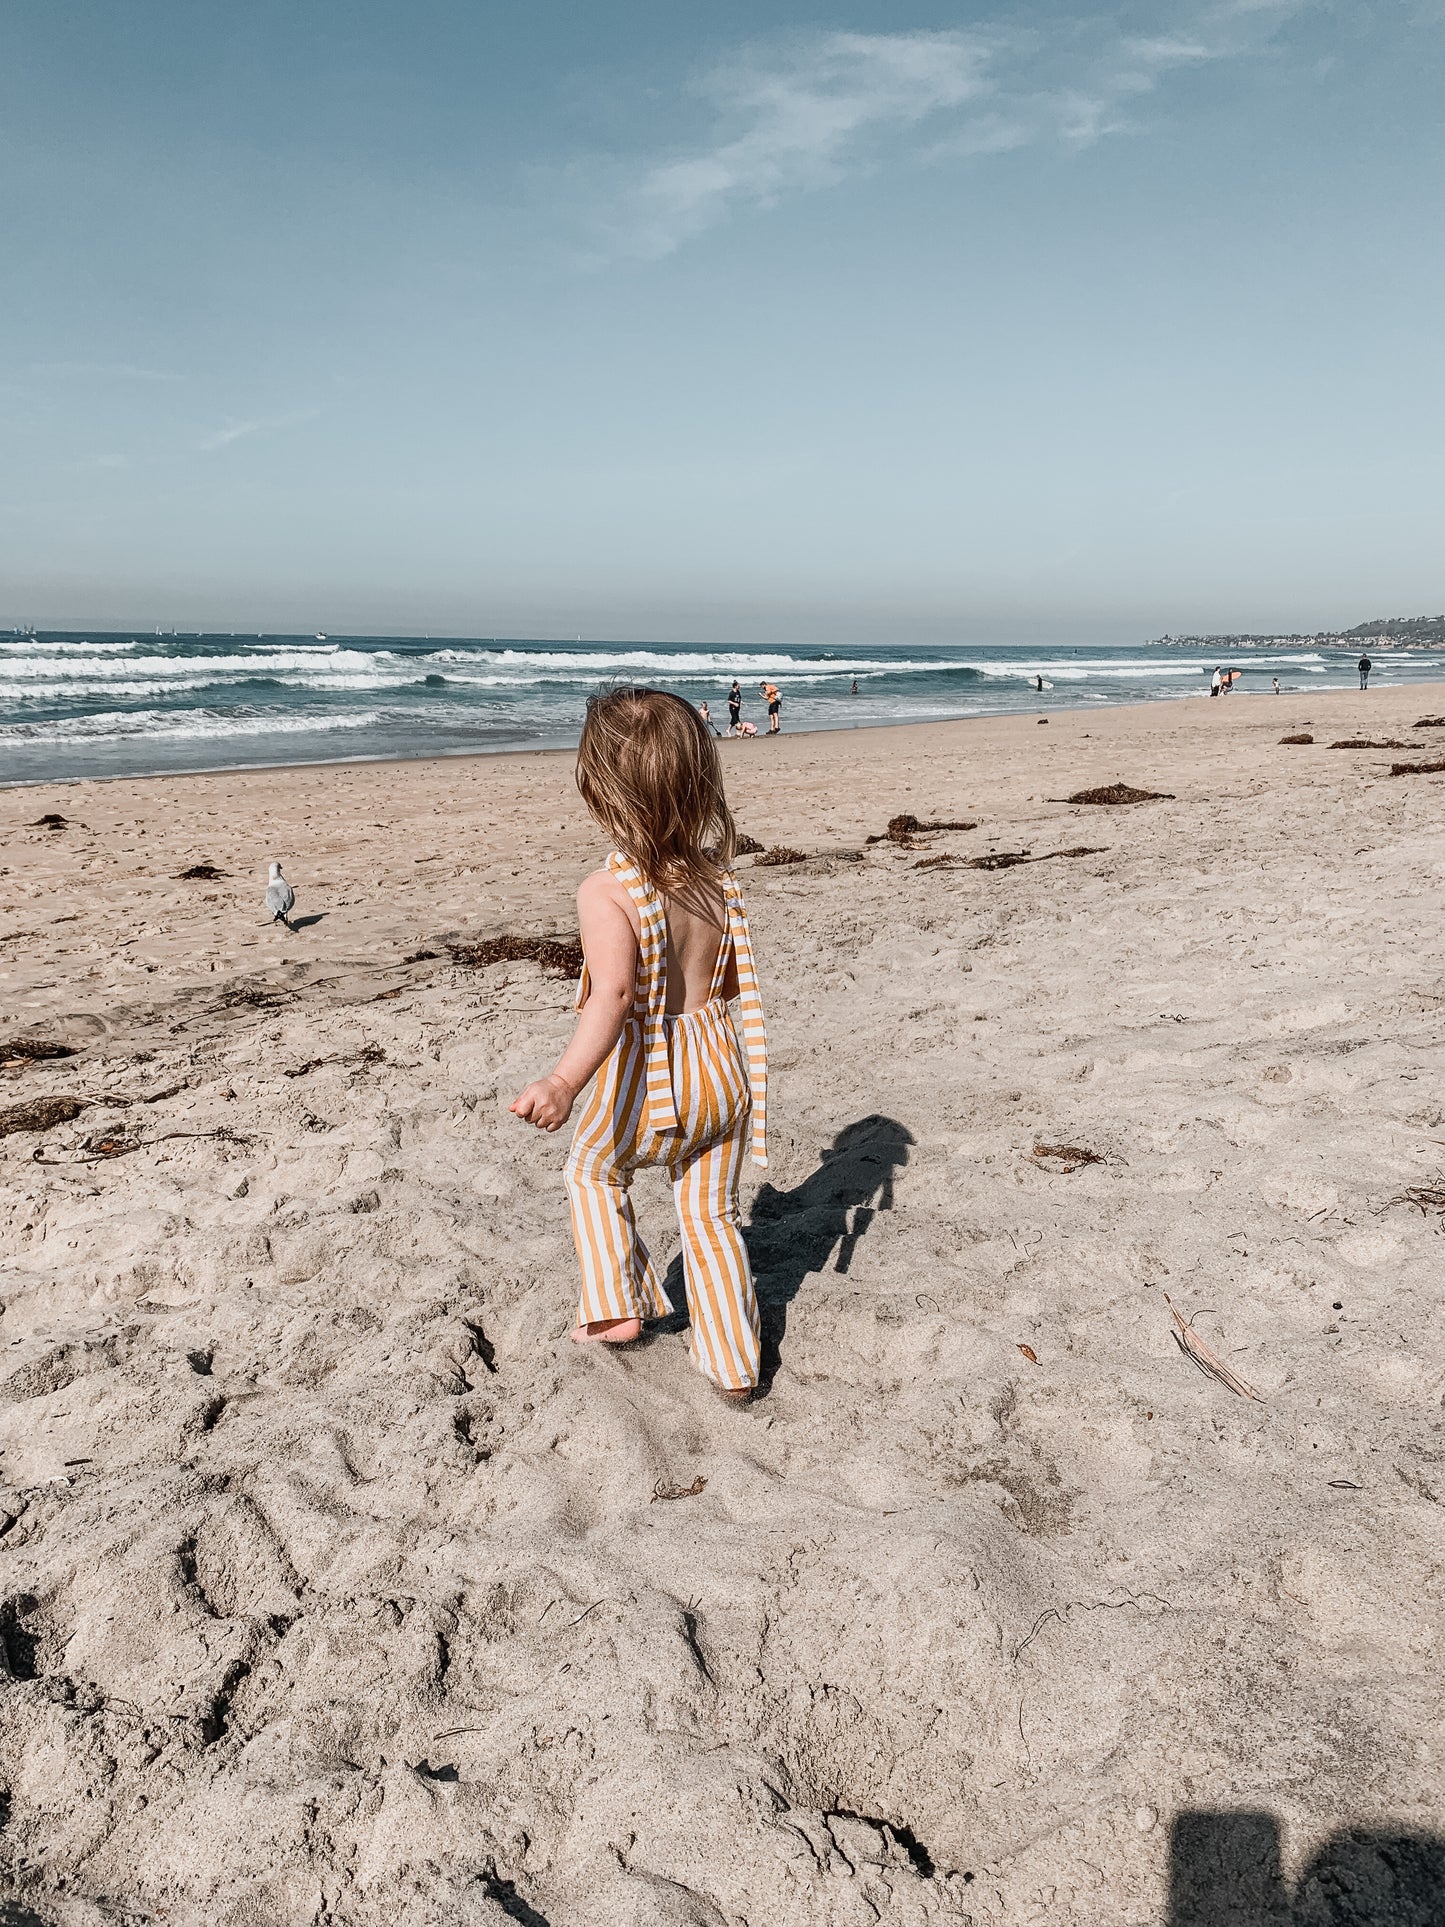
left=564, top=851, right=767, bottom=1391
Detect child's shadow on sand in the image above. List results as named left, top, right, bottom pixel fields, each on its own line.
left=657, top=1113, right=915, bottom=1396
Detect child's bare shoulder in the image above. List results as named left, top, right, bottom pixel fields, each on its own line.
left=578, top=866, right=638, bottom=930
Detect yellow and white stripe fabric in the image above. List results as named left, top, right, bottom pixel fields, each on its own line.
left=564, top=851, right=767, bottom=1391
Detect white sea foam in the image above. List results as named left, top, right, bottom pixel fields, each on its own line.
left=0, top=638, right=139, bottom=654
left=1, top=650, right=381, bottom=683
left=0, top=707, right=383, bottom=744
left=456, top=648, right=974, bottom=675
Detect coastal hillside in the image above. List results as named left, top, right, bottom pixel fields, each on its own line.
left=1153, top=613, right=1445, bottom=649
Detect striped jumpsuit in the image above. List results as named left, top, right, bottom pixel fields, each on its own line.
left=564, top=852, right=767, bottom=1392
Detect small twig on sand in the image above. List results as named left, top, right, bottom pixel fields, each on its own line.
left=31, top=1127, right=250, bottom=1168
left=1031, top=1142, right=1103, bottom=1174
left=651, top=1476, right=707, bottom=1503
left=1391, top=1185, right=1445, bottom=1215
left=1165, top=1294, right=1264, bottom=1401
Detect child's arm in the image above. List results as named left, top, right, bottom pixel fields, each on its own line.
left=509, top=872, right=637, bottom=1132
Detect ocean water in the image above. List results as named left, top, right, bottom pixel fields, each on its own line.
left=3, top=632, right=1443, bottom=786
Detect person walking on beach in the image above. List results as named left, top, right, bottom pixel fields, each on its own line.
left=1358, top=653, right=1372, bottom=690
left=1272, top=676, right=1280, bottom=696
left=760, top=680, right=782, bottom=733
left=1210, top=667, right=1223, bottom=698
left=510, top=687, right=767, bottom=1402
left=727, top=679, right=742, bottom=734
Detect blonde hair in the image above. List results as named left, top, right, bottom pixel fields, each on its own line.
left=576, top=687, right=736, bottom=891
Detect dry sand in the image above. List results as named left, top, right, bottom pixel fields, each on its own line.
left=1, top=687, right=1444, bottom=1925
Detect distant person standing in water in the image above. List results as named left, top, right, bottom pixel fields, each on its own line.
left=1210, top=667, right=1223, bottom=698
left=850, top=678, right=859, bottom=696
left=760, top=680, right=782, bottom=733
left=727, top=680, right=742, bottom=734
left=1358, top=654, right=1372, bottom=690
left=1035, top=674, right=1044, bottom=693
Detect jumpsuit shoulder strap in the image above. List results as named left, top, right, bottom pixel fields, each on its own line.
left=721, top=870, right=768, bottom=1168
left=609, top=851, right=678, bottom=1137
left=574, top=851, right=660, bottom=1014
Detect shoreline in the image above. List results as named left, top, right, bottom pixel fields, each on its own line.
left=4, top=675, right=1444, bottom=793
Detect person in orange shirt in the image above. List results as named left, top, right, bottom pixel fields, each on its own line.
left=759, top=680, right=782, bottom=733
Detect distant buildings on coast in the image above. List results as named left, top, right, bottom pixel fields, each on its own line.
left=1151, top=614, right=1445, bottom=651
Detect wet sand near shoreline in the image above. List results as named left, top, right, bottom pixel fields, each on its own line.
left=2, top=685, right=1444, bottom=1924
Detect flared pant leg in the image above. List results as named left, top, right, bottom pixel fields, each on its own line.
left=564, top=1152, right=673, bottom=1327
left=564, top=1022, right=672, bottom=1329
left=670, top=1119, right=760, bottom=1391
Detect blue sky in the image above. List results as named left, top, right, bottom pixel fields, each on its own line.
left=2, top=0, right=1442, bottom=640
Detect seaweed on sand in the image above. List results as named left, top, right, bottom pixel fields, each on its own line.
left=176, top=862, right=225, bottom=880
left=1057, top=784, right=1173, bottom=806
left=919, top=845, right=1106, bottom=872
left=0, top=1096, right=88, bottom=1137
left=448, top=934, right=585, bottom=975
left=754, top=847, right=809, bottom=867
left=218, top=983, right=290, bottom=1008
left=1279, top=733, right=1314, bottom=745
left=866, top=812, right=977, bottom=846
left=1389, top=758, right=1445, bottom=777
left=30, top=812, right=68, bottom=829
left=1031, top=1142, right=1103, bottom=1172
left=1329, top=739, right=1413, bottom=750
left=1, top=1039, right=78, bottom=1066
left=734, top=834, right=765, bottom=855
left=1414, top=716, right=1445, bottom=728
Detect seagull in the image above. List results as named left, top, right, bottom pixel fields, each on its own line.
left=265, top=860, right=296, bottom=931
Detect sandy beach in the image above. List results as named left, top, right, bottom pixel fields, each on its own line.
left=2, top=684, right=1444, bottom=1925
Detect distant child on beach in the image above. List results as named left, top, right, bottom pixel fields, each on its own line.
left=510, top=688, right=768, bottom=1401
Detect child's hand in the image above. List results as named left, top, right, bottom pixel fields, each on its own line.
left=510, top=1074, right=576, bottom=1132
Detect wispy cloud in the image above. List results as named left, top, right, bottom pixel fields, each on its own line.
left=612, top=30, right=998, bottom=258
left=589, top=6, right=1303, bottom=258
left=197, top=408, right=320, bottom=453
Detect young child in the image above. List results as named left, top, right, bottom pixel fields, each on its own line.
left=510, top=688, right=767, bottom=1402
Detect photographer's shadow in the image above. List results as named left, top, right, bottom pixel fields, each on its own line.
left=657, top=1113, right=914, bottom=1395
left=1170, top=1811, right=1445, bottom=1925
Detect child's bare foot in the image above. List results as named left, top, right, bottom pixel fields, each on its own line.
left=571, top=1318, right=642, bottom=1346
